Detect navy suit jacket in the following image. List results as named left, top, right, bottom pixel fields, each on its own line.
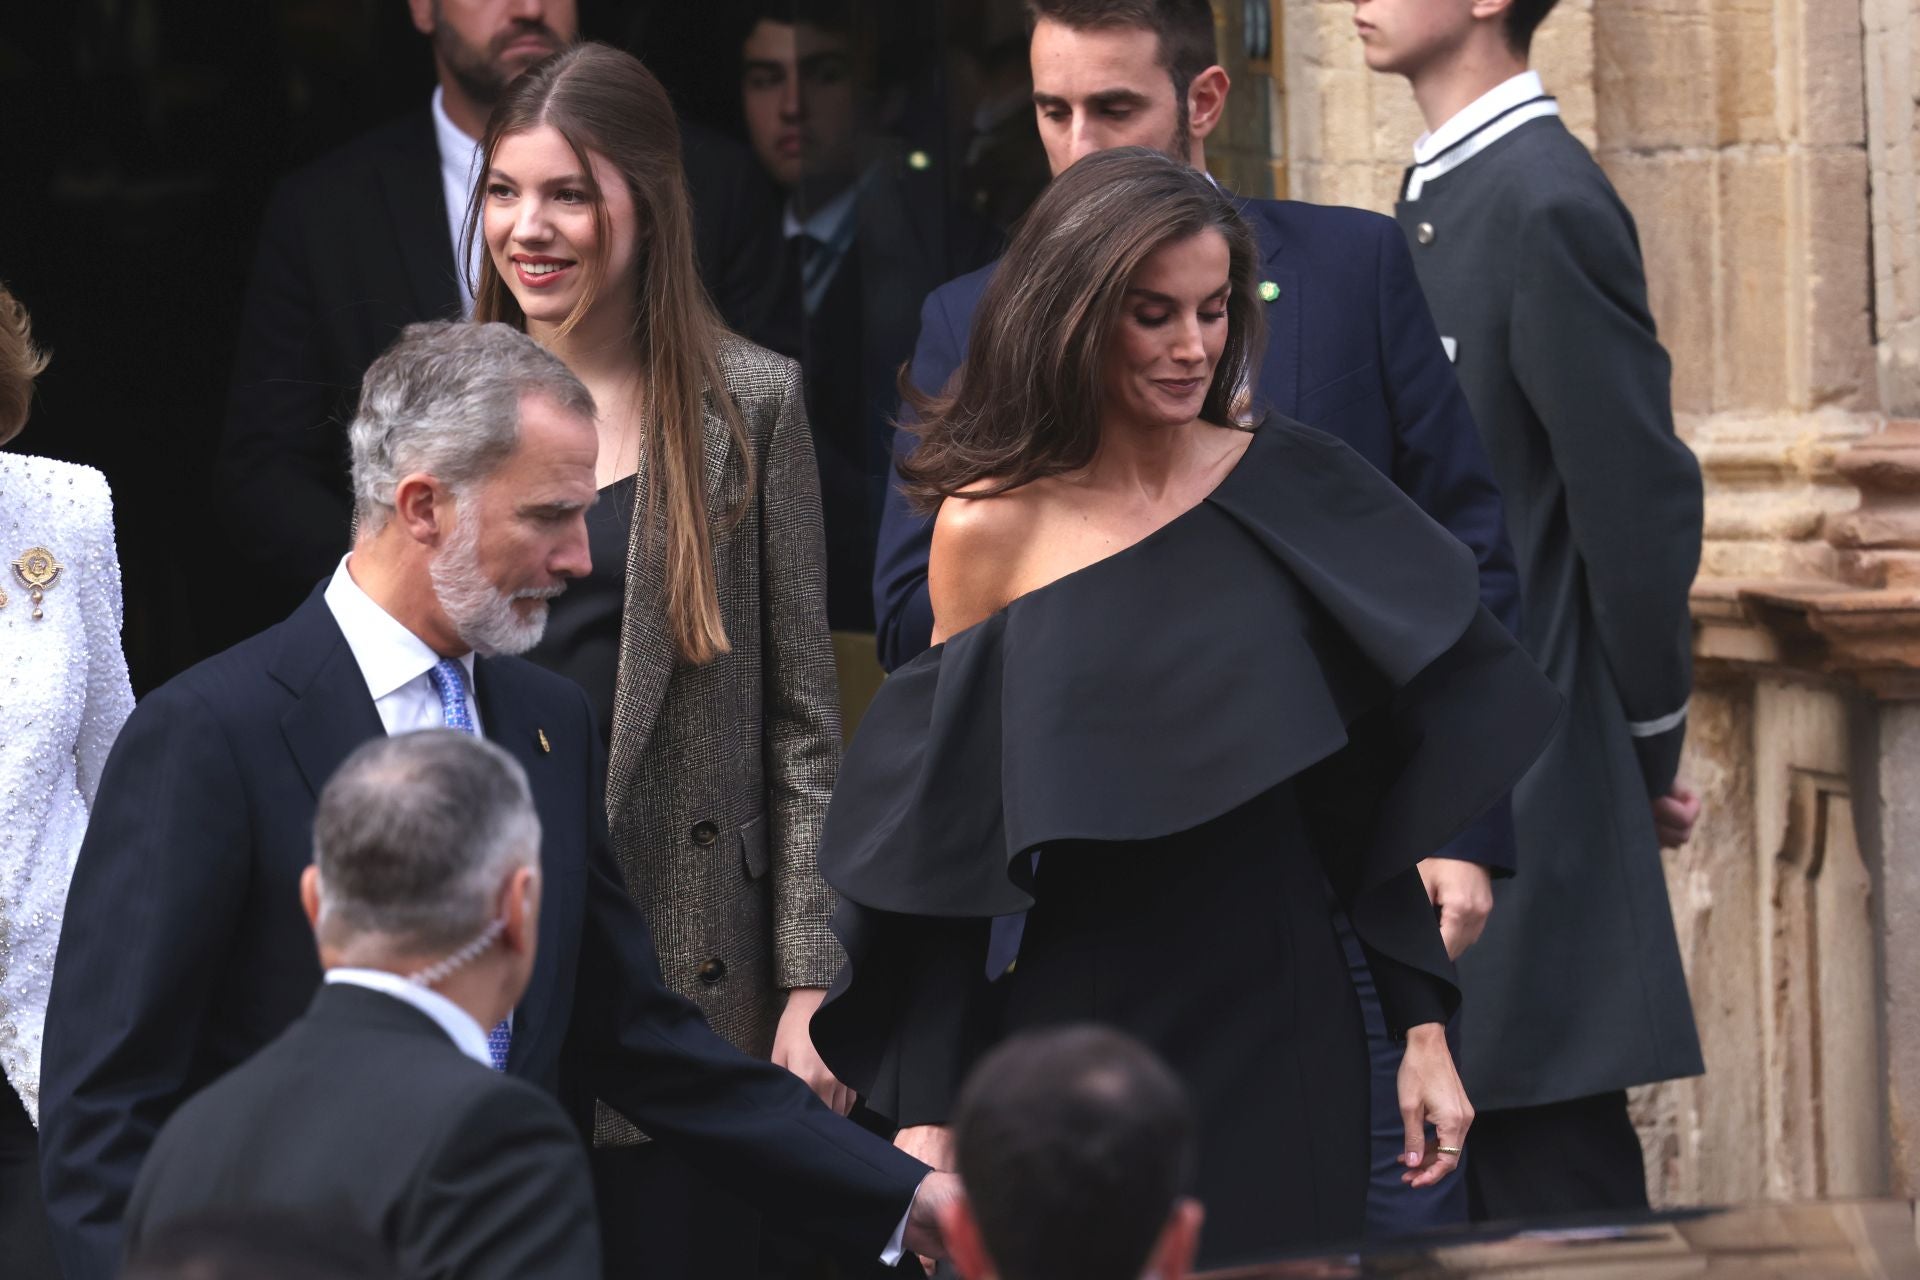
left=871, top=195, right=1521, bottom=871
left=38, top=589, right=923, bottom=1280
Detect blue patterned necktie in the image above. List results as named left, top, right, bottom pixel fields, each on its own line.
left=425, top=658, right=514, bottom=1073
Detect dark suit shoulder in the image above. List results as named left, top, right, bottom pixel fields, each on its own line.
left=1248, top=195, right=1399, bottom=248
left=1471, top=118, right=1626, bottom=218
left=277, top=108, right=437, bottom=193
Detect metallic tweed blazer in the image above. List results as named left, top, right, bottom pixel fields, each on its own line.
left=596, top=337, right=843, bottom=1146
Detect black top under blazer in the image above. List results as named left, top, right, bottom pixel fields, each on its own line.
left=123, top=983, right=600, bottom=1280
left=37, top=589, right=924, bottom=1280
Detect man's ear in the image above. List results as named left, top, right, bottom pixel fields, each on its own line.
left=300, top=865, right=323, bottom=931
left=393, top=473, right=453, bottom=548
left=1186, top=64, right=1231, bottom=144
left=1151, top=1198, right=1205, bottom=1280
left=936, top=1194, right=996, bottom=1280
left=407, top=0, right=435, bottom=38
left=501, top=865, right=541, bottom=955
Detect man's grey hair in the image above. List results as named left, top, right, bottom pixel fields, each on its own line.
left=348, top=320, right=596, bottom=532
left=312, top=730, right=542, bottom=955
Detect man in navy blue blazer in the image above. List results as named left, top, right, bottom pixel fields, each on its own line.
left=870, top=0, right=1520, bottom=1240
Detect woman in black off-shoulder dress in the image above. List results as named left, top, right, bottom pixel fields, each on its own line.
left=809, top=149, right=1559, bottom=1268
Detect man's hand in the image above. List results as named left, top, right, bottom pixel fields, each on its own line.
left=902, top=1171, right=963, bottom=1262
left=1653, top=783, right=1701, bottom=849
left=1416, top=857, right=1494, bottom=960
left=770, top=986, right=854, bottom=1115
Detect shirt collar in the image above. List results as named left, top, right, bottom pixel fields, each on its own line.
left=782, top=173, right=864, bottom=244
left=323, top=555, right=475, bottom=703
left=325, top=968, right=494, bottom=1068
left=431, top=85, right=483, bottom=183
left=1413, top=70, right=1547, bottom=165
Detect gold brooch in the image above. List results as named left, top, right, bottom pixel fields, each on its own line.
left=537, top=728, right=551, bottom=754
left=12, top=547, right=62, bottom=621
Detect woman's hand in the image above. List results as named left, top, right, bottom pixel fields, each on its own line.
left=1417, top=857, right=1494, bottom=959
left=771, top=987, right=855, bottom=1115
left=1397, top=1023, right=1473, bottom=1188
left=894, top=1123, right=957, bottom=1171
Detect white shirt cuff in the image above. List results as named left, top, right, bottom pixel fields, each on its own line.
left=880, top=1177, right=924, bottom=1265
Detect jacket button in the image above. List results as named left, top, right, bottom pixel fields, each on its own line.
left=698, top=958, right=727, bottom=985
left=691, top=821, right=718, bottom=847
left=1416, top=221, right=1436, bottom=246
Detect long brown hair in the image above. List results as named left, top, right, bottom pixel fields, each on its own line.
left=467, top=42, right=749, bottom=665
left=898, top=147, right=1263, bottom=509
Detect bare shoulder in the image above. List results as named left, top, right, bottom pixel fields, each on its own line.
left=928, top=482, right=1046, bottom=643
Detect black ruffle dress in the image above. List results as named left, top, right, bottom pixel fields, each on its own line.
left=812, top=418, right=1560, bottom=1265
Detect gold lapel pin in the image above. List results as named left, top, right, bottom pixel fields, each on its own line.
left=537, top=728, right=551, bottom=754
left=12, top=546, right=63, bottom=621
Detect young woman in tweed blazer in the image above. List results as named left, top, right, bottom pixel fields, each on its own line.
left=463, top=42, right=849, bottom=1260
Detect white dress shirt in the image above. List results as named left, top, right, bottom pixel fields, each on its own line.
left=324, top=968, right=494, bottom=1067
left=782, top=174, right=864, bottom=315
left=323, top=556, right=481, bottom=736
left=432, top=87, right=485, bottom=317
left=1404, top=70, right=1560, bottom=201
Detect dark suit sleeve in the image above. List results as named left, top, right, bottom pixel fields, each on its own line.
left=38, top=685, right=254, bottom=1280
left=401, top=1084, right=602, bottom=1280
left=682, top=122, right=784, bottom=346
left=567, top=693, right=926, bottom=1263
left=871, top=287, right=965, bottom=671
left=1510, top=192, right=1702, bottom=795
left=1372, top=221, right=1524, bottom=875
left=217, top=175, right=357, bottom=598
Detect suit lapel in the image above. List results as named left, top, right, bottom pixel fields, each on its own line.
left=469, top=660, right=563, bottom=1074
left=378, top=109, right=464, bottom=321
left=272, top=592, right=387, bottom=799
left=603, top=380, right=737, bottom=824
left=1247, top=211, right=1300, bottom=418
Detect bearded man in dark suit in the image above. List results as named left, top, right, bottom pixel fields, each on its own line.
left=41, top=321, right=954, bottom=1280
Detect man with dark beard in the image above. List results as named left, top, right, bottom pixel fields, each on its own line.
left=216, top=0, right=783, bottom=637
left=39, top=322, right=956, bottom=1280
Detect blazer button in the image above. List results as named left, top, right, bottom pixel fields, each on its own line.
left=691, top=821, right=718, bottom=847
left=1416, top=221, right=1436, bottom=246
left=698, top=958, right=728, bottom=985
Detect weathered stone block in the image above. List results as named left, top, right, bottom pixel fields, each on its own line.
left=1804, top=148, right=1877, bottom=412
left=1608, top=152, right=1718, bottom=415
left=1717, top=151, right=1793, bottom=412
left=1597, top=2, right=1717, bottom=150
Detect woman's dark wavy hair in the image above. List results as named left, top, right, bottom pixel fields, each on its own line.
left=897, top=147, right=1263, bottom=510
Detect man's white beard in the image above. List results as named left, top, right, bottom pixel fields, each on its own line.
left=428, top=509, right=562, bottom=657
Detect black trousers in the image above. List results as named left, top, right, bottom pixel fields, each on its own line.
left=1466, top=1090, right=1650, bottom=1222
left=0, top=1069, right=58, bottom=1280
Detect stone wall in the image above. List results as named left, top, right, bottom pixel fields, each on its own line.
left=1262, top=0, right=1917, bottom=1210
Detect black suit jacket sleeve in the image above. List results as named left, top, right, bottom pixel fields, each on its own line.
left=1510, top=192, right=1701, bottom=794
left=872, top=287, right=965, bottom=671
left=38, top=686, right=254, bottom=1280
left=567, top=697, right=926, bottom=1263
left=218, top=175, right=358, bottom=595
left=402, top=1084, right=602, bottom=1280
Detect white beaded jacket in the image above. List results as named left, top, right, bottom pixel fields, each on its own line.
left=0, top=453, right=134, bottom=1123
